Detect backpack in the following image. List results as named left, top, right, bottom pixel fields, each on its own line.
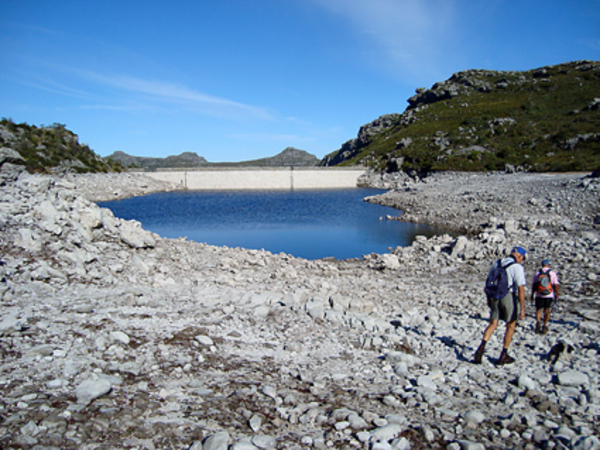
left=536, top=269, right=554, bottom=296
left=484, top=259, right=515, bottom=300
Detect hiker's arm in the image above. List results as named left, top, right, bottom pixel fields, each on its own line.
left=554, top=284, right=560, bottom=301
left=518, top=285, right=526, bottom=320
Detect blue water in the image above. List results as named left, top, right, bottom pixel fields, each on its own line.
left=98, top=189, right=443, bottom=260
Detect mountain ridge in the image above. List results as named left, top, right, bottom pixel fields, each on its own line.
left=106, top=146, right=319, bottom=171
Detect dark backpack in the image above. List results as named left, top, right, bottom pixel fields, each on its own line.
left=536, top=269, right=553, bottom=296
left=484, top=259, right=515, bottom=300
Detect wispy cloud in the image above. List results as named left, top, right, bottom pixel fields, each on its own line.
left=73, top=70, right=275, bottom=121
left=11, top=69, right=96, bottom=101
left=311, top=0, right=461, bottom=84
left=13, top=57, right=276, bottom=122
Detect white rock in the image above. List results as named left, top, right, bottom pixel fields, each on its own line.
left=75, top=378, right=112, bottom=404
left=20, top=420, right=40, bottom=437
left=249, top=414, right=262, bottom=432
left=370, top=423, right=403, bottom=442
left=0, top=314, right=27, bottom=334
left=571, top=435, right=600, bottom=450
left=518, top=375, right=536, bottom=391
left=463, top=410, right=485, bottom=424
left=417, top=375, right=437, bottom=391
left=251, top=435, right=277, bottom=449
left=203, top=431, right=231, bottom=450
left=391, top=437, right=411, bottom=450
left=380, top=254, right=400, bottom=270
left=195, top=334, right=214, bottom=346
left=46, top=378, right=68, bottom=388
left=231, top=439, right=259, bottom=450
left=372, top=442, right=393, bottom=450
left=110, top=331, right=130, bottom=345
left=385, top=351, right=421, bottom=366
left=25, top=344, right=54, bottom=356
left=305, top=298, right=325, bottom=320
left=558, top=371, right=590, bottom=386
left=456, top=440, right=486, bottom=450
left=348, top=413, right=369, bottom=430
left=261, top=385, right=278, bottom=399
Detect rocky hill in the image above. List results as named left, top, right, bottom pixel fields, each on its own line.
left=218, top=147, right=320, bottom=167
left=106, top=151, right=209, bottom=171
left=108, top=147, right=319, bottom=170
left=0, top=119, right=124, bottom=174
left=321, top=60, right=600, bottom=174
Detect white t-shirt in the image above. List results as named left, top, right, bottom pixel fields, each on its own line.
left=490, top=257, right=526, bottom=294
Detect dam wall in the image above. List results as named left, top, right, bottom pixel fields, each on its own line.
left=145, top=167, right=367, bottom=190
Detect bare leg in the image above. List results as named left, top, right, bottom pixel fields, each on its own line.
left=474, top=319, right=499, bottom=364
left=503, top=320, right=517, bottom=349
left=543, top=308, right=550, bottom=326
left=483, top=319, right=499, bottom=341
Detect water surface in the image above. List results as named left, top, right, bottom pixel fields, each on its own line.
left=99, top=189, right=442, bottom=260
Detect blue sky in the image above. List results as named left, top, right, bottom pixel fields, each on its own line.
left=1, top=1, right=599, bottom=162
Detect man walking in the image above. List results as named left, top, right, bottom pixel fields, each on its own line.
left=531, top=259, right=560, bottom=334
left=474, top=246, right=527, bottom=365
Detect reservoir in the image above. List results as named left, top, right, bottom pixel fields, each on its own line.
left=98, top=188, right=442, bottom=260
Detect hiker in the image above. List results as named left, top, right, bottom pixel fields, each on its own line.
left=531, top=259, right=560, bottom=334
left=474, top=246, right=527, bottom=365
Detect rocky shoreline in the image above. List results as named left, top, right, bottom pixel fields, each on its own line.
left=1, top=159, right=599, bottom=449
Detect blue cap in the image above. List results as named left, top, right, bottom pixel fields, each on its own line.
left=542, top=259, right=551, bottom=266
left=512, top=246, right=527, bottom=257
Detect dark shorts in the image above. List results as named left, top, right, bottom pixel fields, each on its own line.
left=535, top=297, right=553, bottom=310
left=489, top=293, right=518, bottom=322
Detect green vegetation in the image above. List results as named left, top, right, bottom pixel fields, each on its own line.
left=0, top=118, right=125, bottom=174
left=321, top=61, right=600, bottom=173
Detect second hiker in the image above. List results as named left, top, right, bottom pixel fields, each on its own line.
left=531, top=259, right=560, bottom=334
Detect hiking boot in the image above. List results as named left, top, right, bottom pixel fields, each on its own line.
left=535, top=322, right=542, bottom=334
left=496, top=352, right=515, bottom=365
left=473, top=348, right=484, bottom=364
left=473, top=341, right=487, bottom=364
left=542, top=326, right=549, bottom=335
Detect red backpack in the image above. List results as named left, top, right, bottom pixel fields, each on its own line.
left=536, top=269, right=553, bottom=296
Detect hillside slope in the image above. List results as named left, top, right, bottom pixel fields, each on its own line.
left=321, top=60, right=600, bottom=173
left=0, top=119, right=124, bottom=173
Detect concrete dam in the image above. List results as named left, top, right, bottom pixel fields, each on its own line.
left=145, top=167, right=367, bottom=190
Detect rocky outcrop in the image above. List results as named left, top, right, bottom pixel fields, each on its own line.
left=321, top=114, right=403, bottom=167
left=1, top=161, right=599, bottom=449
left=0, top=120, right=122, bottom=173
